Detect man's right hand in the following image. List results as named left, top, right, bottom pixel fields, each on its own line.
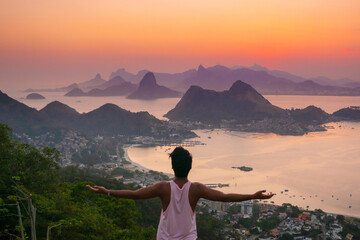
left=86, top=185, right=109, bottom=194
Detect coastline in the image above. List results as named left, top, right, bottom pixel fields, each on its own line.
left=122, top=144, right=150, bottom=172
left=122, top=144, right=174, bottom=178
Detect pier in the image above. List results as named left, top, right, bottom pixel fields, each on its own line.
left=205, top=183, right=230, bottom=188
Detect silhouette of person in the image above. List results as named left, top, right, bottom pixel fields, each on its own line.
left=87, top=146, right=274, bottom=240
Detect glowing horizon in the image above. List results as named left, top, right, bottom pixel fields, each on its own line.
left=1, top=0, right=359, bottom=90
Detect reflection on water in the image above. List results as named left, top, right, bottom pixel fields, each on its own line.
left=129, top=122, right=360, bottom=217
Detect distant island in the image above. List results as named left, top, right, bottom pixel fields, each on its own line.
left=127, top=72, right=181, bottom=100
left=26, top=93, right=45, bottom=99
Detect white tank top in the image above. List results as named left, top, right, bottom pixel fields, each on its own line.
left=156, top=180, right=197, bottom=240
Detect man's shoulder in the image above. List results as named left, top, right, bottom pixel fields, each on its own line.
left=191, top=181, right=205, bottom=187
left=153, top=181, right=170, bottom=189
left=190, top=182, right=207, bottom=191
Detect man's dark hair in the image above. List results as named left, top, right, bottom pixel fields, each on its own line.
left=170, top=147, right=192, bottom=178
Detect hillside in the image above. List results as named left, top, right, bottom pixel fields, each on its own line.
left=0, top=90, right=53, bottom=134
left=0, top=91, right=167, bottom=137
left=333, top=106, right=360, bottom=120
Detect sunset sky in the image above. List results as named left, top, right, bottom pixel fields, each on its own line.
left=1, top=0, right=359, bottom=90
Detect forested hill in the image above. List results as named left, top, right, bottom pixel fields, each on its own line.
left=0, top=123, right=232, bottom=239
left=0, top=90, right=193, bottom=138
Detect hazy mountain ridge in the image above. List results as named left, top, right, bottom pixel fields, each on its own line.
left=78, top=73, right=106, bottom=90
left=180, top=65, right=360, bottom=96
left=65, top=81, right=138, bottom=97
left=24, top=64, right=360, bottom=96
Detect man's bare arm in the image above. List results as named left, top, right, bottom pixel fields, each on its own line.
left=86, top=182, right=165, bottom=200
left=197, top=183, right=274, bottom=202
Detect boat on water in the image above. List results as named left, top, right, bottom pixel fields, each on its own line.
left=232, top=166, right=253, bottom=172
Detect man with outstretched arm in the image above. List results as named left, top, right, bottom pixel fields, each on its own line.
left=87, top=146, right=274, bottom=240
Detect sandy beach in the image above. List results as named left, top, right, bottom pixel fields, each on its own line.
left=122, top=144, right=151, bottom=172
left=122, top=144, right=174, bottom=178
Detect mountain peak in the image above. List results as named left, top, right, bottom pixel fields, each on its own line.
left=139, top=72, right=157, bottom=88
left=228, top=80, right=256, bottom=95
left=197, top=64, right=206, bottom=72
left=41, top=101, right=79, bottom=115
left=98, top=103, right=122, bottom=111
left=127, top=72, right=180, bottom=100
left=95, top=73, right=101, bottom=79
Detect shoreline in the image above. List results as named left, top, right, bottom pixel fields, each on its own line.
left=122, top=144, right=174, bottom=178
left=122, top=144, right=150, bottom=172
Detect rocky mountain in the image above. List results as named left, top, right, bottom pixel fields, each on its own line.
left=127, top=72, right=181, bottom=100
left=26, top=93, right=45, bottom=99
left=165, top=80, right=285, bottom=123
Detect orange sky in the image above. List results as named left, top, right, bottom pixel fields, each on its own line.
left=1, top=0, right=359, bottom=90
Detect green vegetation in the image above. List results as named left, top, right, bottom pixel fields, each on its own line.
left=0, top=123, right=156, bottom=239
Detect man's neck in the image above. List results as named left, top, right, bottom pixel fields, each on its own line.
left=173, top=177, right=189, bottom=188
